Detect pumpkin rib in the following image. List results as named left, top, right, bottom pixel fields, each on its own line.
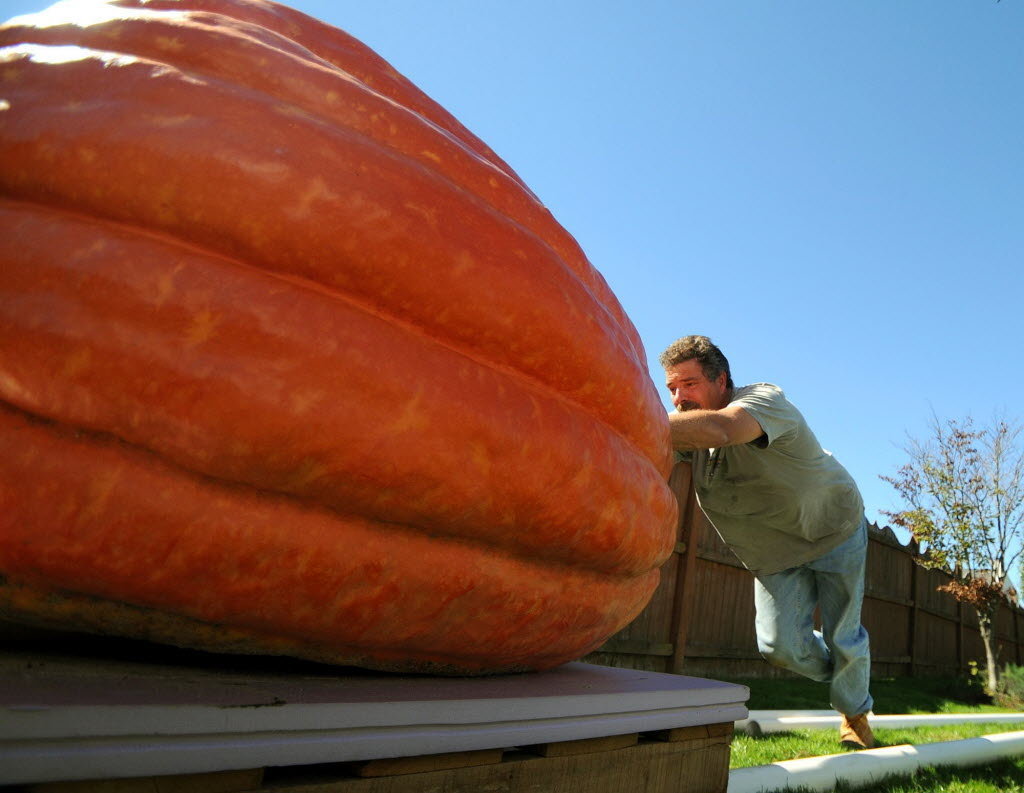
left=0, top=45, right=670, bottom=476
left=0, top=402, right=660, bottom=673
left=108, top=0, right=533, bottom=196
left=0, top=199, right=677, bottom=577
left=0, top=579, right=594, bottom=674
left=0, top=389, right=658, bottom=588
left=1, top=6, right=646, bottom=367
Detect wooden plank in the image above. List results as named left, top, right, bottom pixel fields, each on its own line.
left=255, top=737, right=732, bottom=793
left=25, top=769, right=264, bottom=793
left=352, top=749, right=503, bottom=777
left=599, top=639, right=674, bottom=657
left=864, top=591, right=915, bottom=608
left=643, top=737, right=731, bottom=793
left=525, top=733, right=638, bottom=757
left=695, top=549, right=746, bottom=569
left=682, top=643, right=763, bottom=661
left=649, top=722, right=734, bottom=743
left=871, top=654, right=912, bottom=664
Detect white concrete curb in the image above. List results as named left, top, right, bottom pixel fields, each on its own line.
left=729, top=730, right=1024, bottom=793
left=736, top=709, right=1024, bottom=736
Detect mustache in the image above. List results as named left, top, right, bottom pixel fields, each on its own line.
left=676, top=401, right=701, bottom=412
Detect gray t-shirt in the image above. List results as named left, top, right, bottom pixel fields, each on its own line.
left=682, top=383, right=864, bottom=575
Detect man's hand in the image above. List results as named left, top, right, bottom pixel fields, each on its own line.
left=668, top=405, right=764, bottom=451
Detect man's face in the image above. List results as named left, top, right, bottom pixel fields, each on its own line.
left=664, top=359, right=728, bottom=412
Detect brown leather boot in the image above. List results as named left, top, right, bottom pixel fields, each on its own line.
left=839, top=712, right=876, bottom=749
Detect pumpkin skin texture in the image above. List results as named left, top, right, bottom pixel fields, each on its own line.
left=0, top=0, right=677, bottom=673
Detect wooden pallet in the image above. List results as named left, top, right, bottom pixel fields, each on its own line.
left=13, top=723, right=735, bottom=793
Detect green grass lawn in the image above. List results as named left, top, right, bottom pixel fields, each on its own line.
left=733, top=674, right=998, bottom=715
left=724, top=675, right=1024, bottom=792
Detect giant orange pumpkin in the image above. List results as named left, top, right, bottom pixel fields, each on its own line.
left=0, top=0, right=678, bottom=673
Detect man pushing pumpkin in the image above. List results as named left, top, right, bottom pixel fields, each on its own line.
left=661, top=335, right=875, bottom=750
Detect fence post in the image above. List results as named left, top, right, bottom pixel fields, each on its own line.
left=908, top=539, right=919, bottom=678
left=958, top=601, right=965, bottom=672
left=1015, top=607, right=1022, bottom=666
left=668, top=463, right=699, bottom=676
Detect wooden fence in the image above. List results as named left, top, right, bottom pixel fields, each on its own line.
left=584, top=462, right=1024, bottom=680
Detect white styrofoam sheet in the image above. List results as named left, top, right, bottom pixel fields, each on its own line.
left=0, top=652, right=749, bottom=784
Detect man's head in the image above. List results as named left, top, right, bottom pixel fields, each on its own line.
left=659, top=335, right=733, bottom=412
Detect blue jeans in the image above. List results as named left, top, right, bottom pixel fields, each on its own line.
left=753, top=519, right=873, bottom=716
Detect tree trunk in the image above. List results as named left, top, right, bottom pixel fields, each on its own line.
left=977, top=606, right=1001, bottom=693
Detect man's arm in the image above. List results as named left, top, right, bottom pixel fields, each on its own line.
left=668, top=405, right=765, bottom=451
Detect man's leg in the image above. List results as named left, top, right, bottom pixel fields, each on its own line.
left=754, top=521, right=874, bottom=748
left=810, top=519, right=873, bottom=719
left=753, top=564, right=832, bottom=683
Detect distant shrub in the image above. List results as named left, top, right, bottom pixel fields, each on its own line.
left=993, top=663, right=1024, bottom=709
left=950, top=661, right=992, bottom=704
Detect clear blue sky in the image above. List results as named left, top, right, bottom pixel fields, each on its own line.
left=4, top=0, right=1022, bottom=543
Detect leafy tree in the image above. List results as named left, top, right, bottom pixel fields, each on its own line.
left=882, top=414, right=1024, bottom=692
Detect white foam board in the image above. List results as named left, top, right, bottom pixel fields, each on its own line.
left=0, top=652, right=749, bottom=784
